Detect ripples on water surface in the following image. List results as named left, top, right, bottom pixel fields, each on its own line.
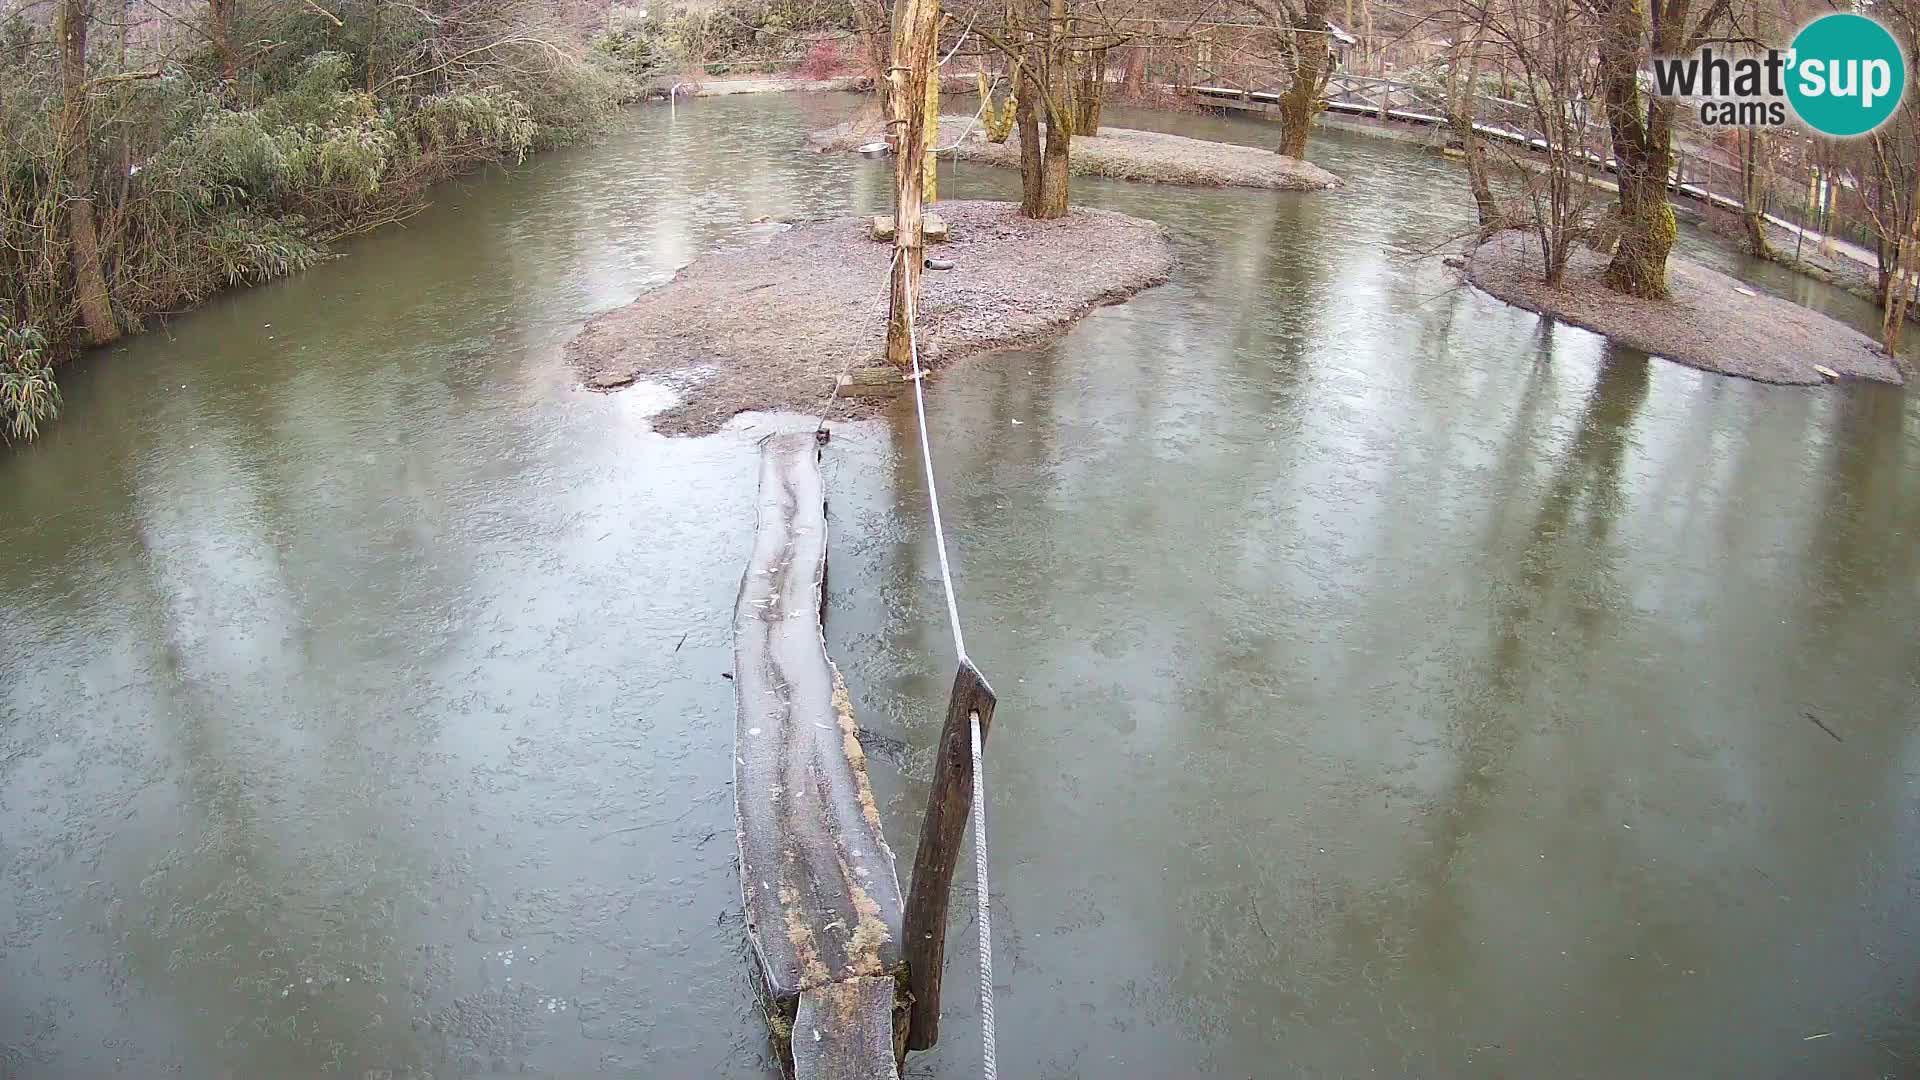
left=2, top=93, right=1916, bottom=1077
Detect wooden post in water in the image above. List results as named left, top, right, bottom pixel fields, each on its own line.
left=902, top=659, right=997, bottom=1051
left=885, top=0, right=940, bottom=369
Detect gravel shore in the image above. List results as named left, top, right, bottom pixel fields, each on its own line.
left=1466, top=230, right=1904, bottom=386
left=570, top=200, right=1175, bottom=435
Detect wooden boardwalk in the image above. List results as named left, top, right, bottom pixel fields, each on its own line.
left=1189, top=77, right=1795, bottom=230
left=733, top=431, right=906, bottom=1078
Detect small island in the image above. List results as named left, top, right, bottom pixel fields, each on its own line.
left=1466, top=230, right=1905, bottom=386
left=810, top=116, right=1341, bottom=192
left=571, top=200, right=1175, bottom=435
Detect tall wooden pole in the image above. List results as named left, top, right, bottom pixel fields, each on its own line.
left=885, top=0, right=939, bottom=368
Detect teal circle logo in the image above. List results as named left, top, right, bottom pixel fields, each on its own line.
left=1786, top=14, right=1906, bottom=137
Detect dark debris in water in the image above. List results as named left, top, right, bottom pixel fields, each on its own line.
left=853, top=727, right=908, bottom=769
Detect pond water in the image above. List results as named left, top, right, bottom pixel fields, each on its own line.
left=3, top=93, right=1915, bottom=1077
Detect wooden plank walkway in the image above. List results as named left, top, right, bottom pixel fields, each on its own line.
left=792, top=977, right=904, bottom=1080
left=733, top=431, right=906, bottom=1078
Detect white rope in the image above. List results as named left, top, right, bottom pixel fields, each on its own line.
left=900, top=251, right=968, bottom=662
left=931, top=16, right=990, bottom=155
left=933, top=73, right=998, bottom=155
left=893, top=246, right=995, bottom=1078
left=969, top=705, right=997, bottom=1080
left=938, top=25, right=973, bottom=69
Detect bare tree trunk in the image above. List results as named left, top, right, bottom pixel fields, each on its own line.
left=1358, top=0, right=1373, bottom=70
left=1447, top=35, right=1498, bottom=227
left=1276, top=0, right=1330, bottom=159
left=1032, top=0, right=1071, bottom=219
left=1883, top=167, right=1920, bottom=355
left=210, top=0, right=236, bottom=84
left=1122, top=42, right=1144, bottom=95
left=367, top=0, right=382, bottom=93
left=1016, top=46, right=1045, bottom=215
left=854, top=0, right=892, bottom=116
left=57, top=0, right=119, bottom=346
left=1074, top=45, right=1106, bottom=135
left=1740, top=129, right=1773, bottom=258
left=884, top=0, right=938, bottom=367
left=115, top=0, right=129, bottom=199
left=1734, top=0, right=1771, bottom=259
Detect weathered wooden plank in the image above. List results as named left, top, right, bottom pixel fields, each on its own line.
left=901, top=659, right=998, bottom=1050
left=793, top=977, right=904, bottom=1080
left=734, top=432, right=906, bottom=1016
left=835, top=368, right=907, bottom=399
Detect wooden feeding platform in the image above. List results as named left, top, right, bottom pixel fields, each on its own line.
left=733, top=432, right=908, bottom=1078
left=870, top=213, right=949, bottom=243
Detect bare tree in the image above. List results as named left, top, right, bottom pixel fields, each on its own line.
left=1879, top=161, right=1920, bottom=354
left=55, top=0, right=119, bottom=345
left=1729, top=0, right=1773, bottom=258
left=963, top=0, right=1129, bottom=218
left=853, top=0, right=893, bottom=113
left=1074, top=43, right=1108, bottom=132
left=1234, top=0, right=1336, bottom=158
left=1457, top=0, right=1606, bottom=285
left=1443, top=10, right=1499, bottom=227
left=1862, top=0, right=1919, bottom=354
left=1737, top=128, right=1772, bottom=258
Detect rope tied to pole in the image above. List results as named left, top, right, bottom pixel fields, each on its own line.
left=894, top=247, right=997, bottom=1079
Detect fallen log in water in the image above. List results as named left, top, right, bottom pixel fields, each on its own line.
left=733, top=431, right=907, bottom=1078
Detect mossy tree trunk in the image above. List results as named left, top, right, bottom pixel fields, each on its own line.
left=1275, top=0, right=1331, bottom=160
left=1597, top=0, right=1721, bottom=300
left=980, top=72, right=1017, bottom=142
left=56, top=0, right=119, bottom=347
left=1608, top=169, right=1677, bottom=298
